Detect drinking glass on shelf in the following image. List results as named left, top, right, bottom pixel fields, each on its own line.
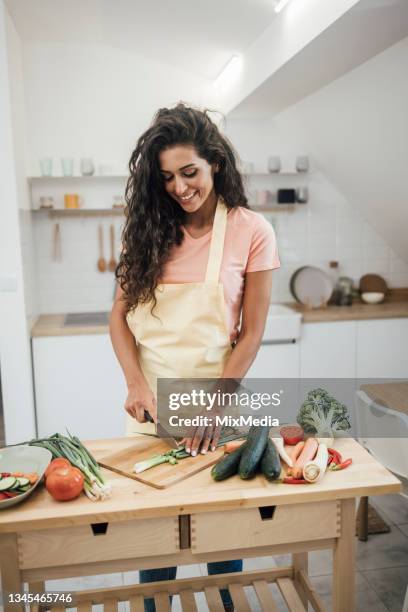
left=80, top=158, right=95, bottom=176
left=267, top=156, right=281, bottom=173
left=61, top=157, right=74, bottom=176
left=39, top=158, right=53, bottom=176
left=296, top=155, right=309, bottom=173
left=296, top=187, right=309, bottom=203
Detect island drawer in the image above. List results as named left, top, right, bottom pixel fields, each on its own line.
left=18, top=516, right=179, bottom=569
left=191, top=500, right=340, bottom=554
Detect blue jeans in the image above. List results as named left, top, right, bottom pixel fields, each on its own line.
left=140, top=560, right=243, bottom=611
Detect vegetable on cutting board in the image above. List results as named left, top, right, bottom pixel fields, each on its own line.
left=260, top=439, right=281, bottom=481
left=291, top=437, right=319, bottom=479
left=133, top=447, right=190, bottom=474
left=280, top=425, right=304, bottom=446
left=271, top=436, right=293, bottom=467
left=303, top=443, right=329, bottom=483
left=238, top=425, right=270, bottom=479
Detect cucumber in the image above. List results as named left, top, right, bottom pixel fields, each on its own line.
left=211, top=445, right=246, bottom=481
left=238, top=425, right=270, bottom=480
left=17, top=477, right=30, bottom=487
left=260, top=439, right=281, bottom=481
left=0, top=477, right=16, bottom=491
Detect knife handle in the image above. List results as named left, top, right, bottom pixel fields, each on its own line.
left=144, top=409, right=154, bottom=423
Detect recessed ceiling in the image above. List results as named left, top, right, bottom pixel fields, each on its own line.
left=5, top=0, right=277, bottom=79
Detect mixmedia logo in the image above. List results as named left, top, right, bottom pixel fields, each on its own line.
left=168, top=389, right=283, bottom=411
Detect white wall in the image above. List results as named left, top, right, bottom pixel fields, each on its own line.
left=5, top=8, right=38, bottom=322
left=0, top=1, right=36, bottom=443
left=226, top=116, right=408, bottom=302
left=23, top=42, right=215, bottom=175
left=270, top=35, right=408, bottom=267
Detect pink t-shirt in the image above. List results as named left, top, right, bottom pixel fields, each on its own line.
left=161, top=206, right=280, bottom=342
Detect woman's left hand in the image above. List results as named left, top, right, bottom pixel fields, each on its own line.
left=181, top=417, right=222, bottom=456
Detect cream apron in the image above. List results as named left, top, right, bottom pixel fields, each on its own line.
left=126, top=198, right=233, bottom=435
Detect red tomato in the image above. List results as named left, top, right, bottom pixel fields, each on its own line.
left=0, top=492, right=8, bottom=500
left=280, top=425, right=304, bottom=446
left=45, top=457, right=72, bottom=479
left=45, top=466, right=84, bottom=501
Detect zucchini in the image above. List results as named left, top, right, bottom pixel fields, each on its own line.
left=238, top=425, right=270, bottom=479
left=260, top=439, right=281, bottom=481
left=211, top=444, right=246, bottom=481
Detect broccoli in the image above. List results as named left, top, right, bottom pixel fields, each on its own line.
left=297, top=388, right=351, bottom=436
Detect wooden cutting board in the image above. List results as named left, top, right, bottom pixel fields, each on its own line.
left=98, top=437, right=224, bottom=489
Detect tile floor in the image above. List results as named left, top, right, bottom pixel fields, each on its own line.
left=43, top=494, right=408, bottom=611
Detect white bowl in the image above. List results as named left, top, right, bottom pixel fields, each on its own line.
left=0, top=445, right=51, bottom=509
left=361, top=292, right=385, bottom=304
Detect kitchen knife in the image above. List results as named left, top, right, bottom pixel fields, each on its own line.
left=143, top=410, right=180, bottom=449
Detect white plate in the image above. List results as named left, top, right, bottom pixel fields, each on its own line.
left=290, top=266, right=333, bottom=308
left=0, top=445, right=52, bottom=509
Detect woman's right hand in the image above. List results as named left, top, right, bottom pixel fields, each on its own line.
left=125, top=379, right=157, bottom=423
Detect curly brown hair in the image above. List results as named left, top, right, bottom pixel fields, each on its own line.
left=116, top=102, right=248, bottom=312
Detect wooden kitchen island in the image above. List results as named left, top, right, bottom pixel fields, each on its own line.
left=0, top=437, right=401, bottom=612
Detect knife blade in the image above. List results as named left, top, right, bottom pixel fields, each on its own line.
left=143, top=410, right=180, bottom=449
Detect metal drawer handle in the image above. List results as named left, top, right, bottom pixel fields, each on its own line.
left=258, top=506, right=276, bottom=521
left=90, top=522, right=109, bottom=535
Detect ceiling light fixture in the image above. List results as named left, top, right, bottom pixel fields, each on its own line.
left=214, top=54, right=241, bottom=86
left=274, top=0, right=292, bottom=13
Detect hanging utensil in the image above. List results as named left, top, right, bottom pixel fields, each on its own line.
left=97, top=225, right=107, bottom=272
left=108, top=224, right=117, bottom=272
left=52, top=223, right=62, bottom=261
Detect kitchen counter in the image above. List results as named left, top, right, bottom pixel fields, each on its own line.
left=286, top=300, right=408, bottom=323
left=31, top=314, right=110, bottom=337
left=31, top=300, right=408, bottom=337
left=0, top=436, right=401, bottom=611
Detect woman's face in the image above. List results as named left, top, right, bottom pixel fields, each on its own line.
left=159, top=145, right=216, bottom=213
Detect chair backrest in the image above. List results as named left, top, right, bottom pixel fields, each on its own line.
left=355, top=390, right=408, bottom=481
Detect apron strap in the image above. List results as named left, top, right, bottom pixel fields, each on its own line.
left=205, top=198, right=228, bottom=284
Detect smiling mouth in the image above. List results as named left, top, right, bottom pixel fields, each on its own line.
left=179, top=191, right=197, bottom=202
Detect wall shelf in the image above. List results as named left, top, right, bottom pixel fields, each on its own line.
left=32, top=205, right=300, bottom=217
left=244, top=172, right=308, bottom=177
left=32, top=208, right=125, bottom=217
left=249, top=205, right=298, bottom=212
left=28, top=175, right=127, bottom=183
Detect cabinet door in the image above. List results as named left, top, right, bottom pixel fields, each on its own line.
left=32, top=335, right=127, bottom=439
left=247, top=342, right=300, bottom=378
left=356, top=318, right=408, bottom=377
left=300, top=321, right=357, bottom=378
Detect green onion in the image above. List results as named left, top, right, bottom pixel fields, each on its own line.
left=12, top=432, right=112, bottom=502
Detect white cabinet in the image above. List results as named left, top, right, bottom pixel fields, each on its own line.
left=32, top=334, right=127, bottom=439
left=356, top=318, right=408, bottom=377
left=247, top=342, right=300, bottom=378
left=300, top=321, right=357, bottom=378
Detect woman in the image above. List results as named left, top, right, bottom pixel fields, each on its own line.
left=110, top=103, right=280, bottom=612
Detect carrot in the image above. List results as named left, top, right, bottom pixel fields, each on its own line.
left=26, top=472, right=39, bottom=485
left=224, top=440, right=245, bottom=454
left=287, top=441, right=305, bottom=463
left=292, top=438, right=319, bottom=479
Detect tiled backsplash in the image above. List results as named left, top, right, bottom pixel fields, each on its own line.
left=20, top=172, right=408, bottom=314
